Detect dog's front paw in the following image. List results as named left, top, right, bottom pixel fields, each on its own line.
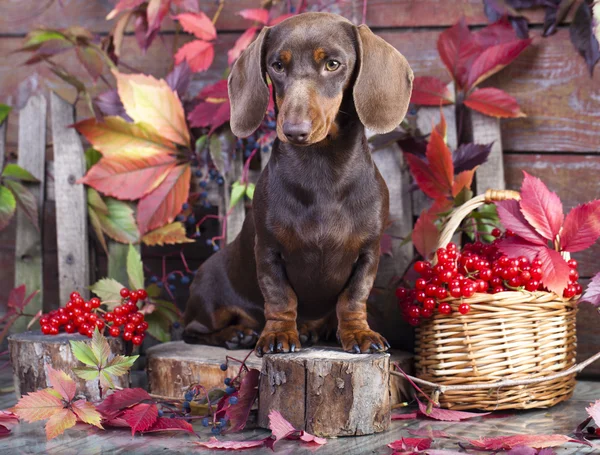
left=338, top=326, right=390, bottom=354
left=255, top=323, right=301, bottom=357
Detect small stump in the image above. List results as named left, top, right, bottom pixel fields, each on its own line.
left=8, top=331, right=127, bottom=401
left=258, top=347, right=390, bottom=437
left=146, top=341, right=261, bottom=398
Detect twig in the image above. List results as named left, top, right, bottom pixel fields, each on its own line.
left=390, top=349, right=600, bottom=394
left=212, top=0, right=225, bottom=25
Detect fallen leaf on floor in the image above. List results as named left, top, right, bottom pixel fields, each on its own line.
left=463, top=434, right=584, bottom=450
left=392, top=412, right=419, bottom=420
left=388, top=437, right=431, bottom=451
left=194, top=437, right=270, bottom=450
left=416, top=397, right=490, bottom=421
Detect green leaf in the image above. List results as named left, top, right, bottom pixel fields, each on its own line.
left=73, top=367, right=100, bottom=381
left=209, top=134, right=224, bottom=174
left=246, top=182, right=255, bottom=200
left=145, top=283, right=161, bottom=299
left=87, top=187, right=109, bottom=215
left=69, top=340, right=99, bottom=367
left=23, top=29, right=68, bottom=49
left=1, top=163, right=38, bottom=182
left=100, top=370, right=115, bottom=390
left=145, top=311, right=171, bottom=342
left=90, top=277, right=125, bottom=306
left=453, top=187, right=473, bottom=206
left=91, top=327, right=111, bottom=368
left=103, top=354, right=138, bottom=378
left=126, top=244, right=144, bottom=290
left=85, top=148, right=102, bottom=171
left=96, top=198, right=139, bottom=244
left=88, top=206, right=109, bottom=255
left=0, top=185, right=16, bottom=231
left=195, top=134, right=207, bottom=153
left=0, top=104, right=11, bottom=124
left=153, top=299, right=180, bottom=323
left=4, top=179, right=39, bottom=230
left=229, top=181, right=246, bottom=209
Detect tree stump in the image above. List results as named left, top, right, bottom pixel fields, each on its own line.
left=8, top=331, right=127, bottom=401
left=146, top=341, right=262, bottom=399
left=258, top=347, right=390, bottom=437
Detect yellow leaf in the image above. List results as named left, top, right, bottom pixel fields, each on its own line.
left=14, top=389, right=64, bottom=422
left=71, top=399, right=104, bottom=429
left=45, top=408, right=77, bottom=440
left=113, top=71, right=190, bottom=147
left=142, top=222, right=195, bottom=246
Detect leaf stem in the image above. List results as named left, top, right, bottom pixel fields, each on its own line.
left=212, top=0, right=225, bottom=25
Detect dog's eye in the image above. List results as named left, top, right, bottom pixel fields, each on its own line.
left=325, top=60, right=341, bottom=71
left=271, top=61, right=284, bottom=73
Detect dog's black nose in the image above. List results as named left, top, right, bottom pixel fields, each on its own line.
left=283, top=121, right=311, bottom=143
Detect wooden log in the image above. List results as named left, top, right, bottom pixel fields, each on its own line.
left=51, top=92, right=90, bottom=302
left=258, top=347, right=391, bottom=437
left=8, top=331, right=127, bottom=401
left=145, top=341, right=261, bottom=399
left=13, top=94, right=46, bottom=331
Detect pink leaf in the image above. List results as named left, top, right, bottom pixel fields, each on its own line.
left=410, top=76, right=455, bottom=106
left=174, top=12, right=217, bottom=41
left=228, top=27, right=259, bottom=65
left=143, top=417, right=194, bottom=434
left=238, top=8, right=269, bottom=25
left=497, top=237, right=542, bottom=262
left=464, top=434, right=577, bottom=450
left=174, top=40, right=215, bottom=72
left=536, top=247, right=570, bottom=295
left=298, top=431, right=326, bottom=445
left=122, top=403, right=159, bottom=435
left=224, top=369, right=260, bottom=433
left=412, top=210, right=439, bottom=260
left=496, top=199, right=546, bottom=246
left=96, top=388, right=153, bottom=420
left=520, top=172, right=564, bottom=241
left=582, top=272, right=600, bottom=306
left=0, top=424, right=10, bottom=437
left=194, top=436, right=268, bottom=449
left=0, top=411, right=19, bottom=428
left=586, top=399, right=600, bottom=427
left=269, top=13, right=295, bottom=26
left=506, top=447, right=538, bottom=455
left=391, top=412, right=418, bottom=420
left=560, top=201, right=600, bottom=252
left=268, top=410, right=295, bottom=443
left=417, top=397, right=490, bottom=421
left=388, top=437, right=432, bottom=451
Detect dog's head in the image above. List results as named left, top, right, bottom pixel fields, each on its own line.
left=228, top=12, right=414, bottom=145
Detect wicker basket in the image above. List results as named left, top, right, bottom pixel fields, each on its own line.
left=414, top=189, right=578, bottom=411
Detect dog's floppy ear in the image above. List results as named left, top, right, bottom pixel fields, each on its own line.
left=228, top=27, right=271, bottom=138
left=353, top=25, right=413, bottom=134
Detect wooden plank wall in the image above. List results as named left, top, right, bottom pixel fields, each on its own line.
left=1, top=0, right=600, bottom=369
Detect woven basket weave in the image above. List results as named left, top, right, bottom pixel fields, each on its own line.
left=414, top=189, right=578, bottom=411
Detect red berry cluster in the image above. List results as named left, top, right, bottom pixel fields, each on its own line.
left=397, top=239, right=581, bottom=327
left=39, top=288, right=149, bottom=345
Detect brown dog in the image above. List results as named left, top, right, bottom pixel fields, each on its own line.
left=183, top=12, right=413, bottom=356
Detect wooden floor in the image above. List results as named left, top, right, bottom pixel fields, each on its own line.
left=1, top=365, right=600, bottom=454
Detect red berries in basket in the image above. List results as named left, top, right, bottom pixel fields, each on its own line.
left=397, top=237, right=581, bottom=326
left=39, top=288, right=149, bottom=343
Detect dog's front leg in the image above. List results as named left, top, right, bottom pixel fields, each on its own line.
left=336, top=242, right=390, bottom=354
left=254, top=245, right=301, bottom=356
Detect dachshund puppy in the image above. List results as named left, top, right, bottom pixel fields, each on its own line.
left=183, top=12, right=413, bottom=355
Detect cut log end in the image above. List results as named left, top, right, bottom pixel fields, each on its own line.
left=8, top=331, right=127, bottom=401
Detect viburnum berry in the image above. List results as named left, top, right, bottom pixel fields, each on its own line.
left=70, top=291, right=81, bottom=301
left=491, top=228, right=501, bottom=238
left=90, top=297, right=101, bottom=308
left=120, top=288, right=130, bottom=298
left=137, top=289, right=148, bottom=300
left=132, top=335, right=144, bottom=346
left=568, top=259, right=578, bottom=269
left=438, top=303, right=452, bottom=315
left=109, top=326, right=120, bottom=337
left=123, top=331, right=133, bottom=341
left=458, top=303, right=471, bottom=315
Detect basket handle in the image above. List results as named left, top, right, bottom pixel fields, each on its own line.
left=435, top=189, right=521, bottom=253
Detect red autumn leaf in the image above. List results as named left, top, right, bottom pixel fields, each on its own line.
left=464, top=434, right=576, bottom=450
left=238, top=8, right=270, bottom=25
left=174, top=40, right=215, bottom=72
left=451, top=169, right=475, bottom=197
left=582, top=272, right=600, bottom=306
left=427, top=124, right=454, bottom=194
left=194, top=437, right=268, bottom=449
left=495, top=199, right=546, bottom=246
left=7, top=285, right=38, bottom=312
left=560, top=201, right=600, bottom=252
left=520, top=172, right=564, bottom=241
left=143, top=416, right=194, bottom=434
left=46, top=366, right=76, bottom=402
left=467, top=38, right=532, bottom=89
left=0, top=411, right=19, bottom=428
left=174, top=12, right=217, bottom=41
left=473, top=16, right=520, bottom=48
left=188, top=101, right=231, bottom=134
left=0, top=424, right=10, bottom=437
left=497, top=236, right=541, bottom=262
left=437, top=18, right=483, bottom=89
left=388, top=437, right=432, bottom=451
left=391, top=412, right=418, bottom=420
left=97, top=388, right=153, bottom=420
left=417, top=397, right=490, bottom=421
left=146, top=0, right=170, bottom=36
left=536, top=247, right=570, bottom=295
left=122, top=403, right=159, bottom=435
left=463, top=87, right=525, bottom=118
left=75, top=46, right=104, bottom=82
left=224, top=368, right=260, bottom=433
left=269, top=13, right=295, bottom=26
left=404, top=154, right=446, bottom=200
left=412, top=210, right=439, bottom=259
left=137, top=164, right=191, bottom=234
left=410, top=76, right=455, bottom=106
left=228, top=27, right=259, bottom=65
